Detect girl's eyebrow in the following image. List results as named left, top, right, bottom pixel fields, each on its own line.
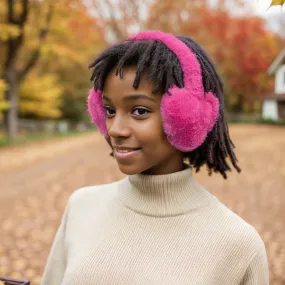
left=102, top=94, right=156, bottom=103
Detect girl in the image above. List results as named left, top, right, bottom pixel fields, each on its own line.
left=41, top=31, right=269, bottom=285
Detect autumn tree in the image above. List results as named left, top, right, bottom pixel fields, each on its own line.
left=0, top=0, right=105, bottom=141
left=0, top=0, right=55, bottom=141
left=218, top=15, right=279, bottom=112
left=30, top=0, right=105, bottom=123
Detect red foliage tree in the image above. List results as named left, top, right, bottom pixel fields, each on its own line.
left=146, top=0, right=281, bottom=112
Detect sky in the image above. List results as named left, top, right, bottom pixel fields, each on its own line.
left=252, top=0, right=284, bottom=17
left=249, top=0, right=285, bottom=35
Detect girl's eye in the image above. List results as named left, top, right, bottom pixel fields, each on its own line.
left=103, top=106, right=115, bottom=116
left=103, top=106, right=150, bottom=117
left=132, top=107, right=150, bottom=116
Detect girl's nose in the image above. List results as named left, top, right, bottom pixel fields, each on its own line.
left=108, top=114, right=131, bottom=138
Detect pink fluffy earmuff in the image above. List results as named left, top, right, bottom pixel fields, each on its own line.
left=88, top=31, right=220, bottom=152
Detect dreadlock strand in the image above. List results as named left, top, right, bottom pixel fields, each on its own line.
left=133, top=42, right=157, bottom=89
left=116, top=42, right=139, bottom=78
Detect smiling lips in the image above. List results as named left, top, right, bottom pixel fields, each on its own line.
left=113, top=146, right=142, bottom=159
left=113, top=146, right=141, bottom=152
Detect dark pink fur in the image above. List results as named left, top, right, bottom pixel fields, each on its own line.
left=88, top=88, right=108, bottom=137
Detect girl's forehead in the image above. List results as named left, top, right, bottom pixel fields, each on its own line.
left=104, top=66, right=155, bottom=93
left=103, top=68, right=161, bottom=104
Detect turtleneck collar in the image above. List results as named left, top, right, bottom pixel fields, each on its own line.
left=117, top=164, right=217, bottom=217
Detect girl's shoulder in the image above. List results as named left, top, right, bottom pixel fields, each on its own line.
left=67, top=179, right=121, bottom=209
left=211, top=200, right=265, bottom=253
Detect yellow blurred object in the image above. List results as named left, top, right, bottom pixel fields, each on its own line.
left=270, top=0, right=285, bottom=7
left=19, top=74, right=63, bottom=119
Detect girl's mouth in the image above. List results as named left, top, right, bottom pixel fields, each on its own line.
left=113, top=148, right=142, bottom=159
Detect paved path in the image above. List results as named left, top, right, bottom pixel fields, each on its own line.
left=0, top=125, right=284, bottom=285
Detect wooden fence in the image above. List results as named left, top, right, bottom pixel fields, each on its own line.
left=0, top=119, right=90, bottom=135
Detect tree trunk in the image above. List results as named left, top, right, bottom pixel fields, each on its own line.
left=3, top=71, right=19, bottom=143
left=236, top=94, right=244, bottom=113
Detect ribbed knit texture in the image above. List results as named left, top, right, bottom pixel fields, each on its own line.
left=41, top=165, right=269, bottom=285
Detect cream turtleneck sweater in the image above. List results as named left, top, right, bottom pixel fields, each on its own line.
left=41, top=165, right=269, bottom=285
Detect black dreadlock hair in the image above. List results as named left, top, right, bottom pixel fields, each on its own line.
left=88, top=36, right=241, bottom=179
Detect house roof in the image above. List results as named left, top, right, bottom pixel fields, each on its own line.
left=268, top=46, right=285, bottom=75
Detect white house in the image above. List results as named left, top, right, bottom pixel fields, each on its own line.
left=262, top=47, right=285, bottom=121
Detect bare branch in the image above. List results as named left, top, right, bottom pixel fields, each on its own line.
left=104, top=0, right=126, bottom=40
left=4, top=0, right=30, bottom=73
left=19, top=3, right=54, bottom=81
left=7, top=0, right=14, bottom=22
left=89, top=0, right=147, bottom=42
left=19, top=0, right=29, bottom=26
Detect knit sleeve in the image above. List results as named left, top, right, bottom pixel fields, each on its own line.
left=239, top=244, right=270, bottom=285
left=40, top=199, right=70, bottom=285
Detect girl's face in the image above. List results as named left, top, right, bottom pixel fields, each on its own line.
left=103, top=66, right=184, bottom=175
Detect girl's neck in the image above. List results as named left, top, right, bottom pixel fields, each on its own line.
left=117, top=164, right=218, bottom=217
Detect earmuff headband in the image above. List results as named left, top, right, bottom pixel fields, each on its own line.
left=127, top=31, right=203, bottom=97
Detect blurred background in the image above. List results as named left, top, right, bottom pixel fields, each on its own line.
left=0, top=0, right=284, bottom=284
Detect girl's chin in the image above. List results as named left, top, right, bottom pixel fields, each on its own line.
left=117, top=164, right=143, bottom=175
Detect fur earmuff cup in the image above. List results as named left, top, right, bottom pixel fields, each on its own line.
left=88, top=88, right=108, bottom=137
left=160, top=87, right=219, bottom=151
